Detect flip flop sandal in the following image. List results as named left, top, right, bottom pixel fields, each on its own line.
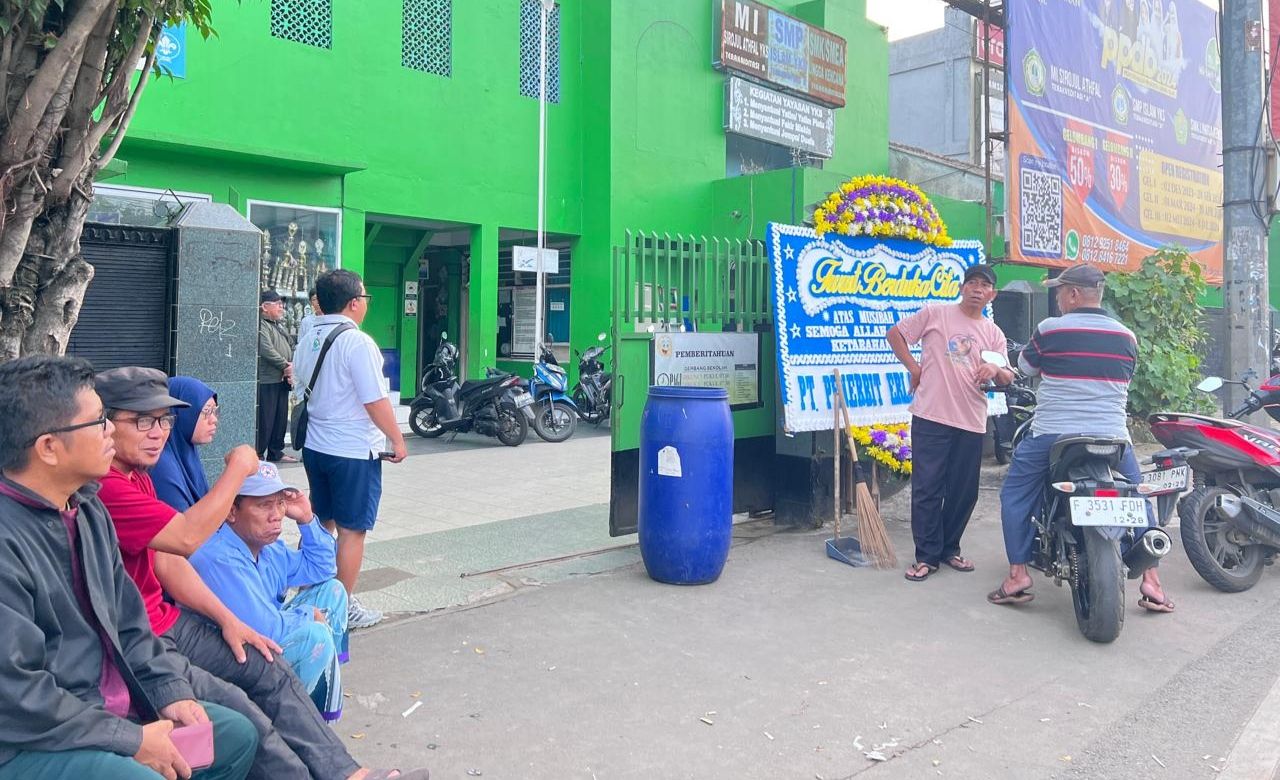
left=987, top=585, right=1035, bottom=605
left=904, top=563, right=938, bottom=582
left=1138, top=595, right=1176, bottom=613
left=944, top=556, right=976, bottom=573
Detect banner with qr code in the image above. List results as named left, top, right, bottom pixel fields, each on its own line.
left=767, top=224, right=1006, bottom=432
left=1007, top=0, right=1223, bottom=282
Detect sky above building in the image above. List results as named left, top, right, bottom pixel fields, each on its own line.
left=865, top=0, right=946, bottom=41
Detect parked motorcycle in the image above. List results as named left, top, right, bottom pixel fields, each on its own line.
left=1149, top=372, right=1280, bottom=592
left=990, top=340, right=1035, bottom=465
left=527, top=341, right=578, bottom=443
left=408, top=333, right=532, bottom=446
left=572, top=333, right=612, bottom=425
left=986, top=351, right=1172, bottom=643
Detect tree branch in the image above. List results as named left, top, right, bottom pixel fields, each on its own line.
left=0, top=0, right=115, bottom=165
left=94, top=42, right=155, bottom=173
left=50, top=2, right=125, bottom=201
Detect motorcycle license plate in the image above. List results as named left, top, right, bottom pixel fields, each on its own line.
left=1068, top=497, right=1148, bottom=527
left=1141, top=465, right=1189, bottom=495
left=513, top=392, right=534, bottom=408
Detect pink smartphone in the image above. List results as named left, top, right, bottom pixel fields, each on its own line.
left=169, top=721, right=214, bottom=770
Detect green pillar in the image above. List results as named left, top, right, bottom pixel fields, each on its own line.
left=342, top=207, right=367, bottom=277
left=399, top=255, right=420, bottom=397
left=466, top=223, right=499, bottom=380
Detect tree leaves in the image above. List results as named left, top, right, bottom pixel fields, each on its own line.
left=1105, top=246, right=1214, bottom=418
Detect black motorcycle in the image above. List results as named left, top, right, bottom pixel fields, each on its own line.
left=985, top=351, right=1172, bottom=643
left=408, top=333, right=531, bottom=446
left=990, top=340, right=1036, bottom=465
left=572, top=333, right=612, bottom=425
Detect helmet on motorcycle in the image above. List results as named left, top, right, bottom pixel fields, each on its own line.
left=437, top=341, right=458, bottom=364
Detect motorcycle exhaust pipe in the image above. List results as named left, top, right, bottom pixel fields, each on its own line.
left=1214, top=495, right=1280, bottom=549
left=1123, top=528, right=1172, bottom=579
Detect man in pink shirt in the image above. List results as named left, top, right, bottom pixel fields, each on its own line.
left=887, top=264, right=1013, bottom=581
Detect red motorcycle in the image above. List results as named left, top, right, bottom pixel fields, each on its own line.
left=1148, top=373, right=1280, bottom=592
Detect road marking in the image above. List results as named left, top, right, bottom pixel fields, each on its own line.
left=1219, top=671, right=1280, bottom=779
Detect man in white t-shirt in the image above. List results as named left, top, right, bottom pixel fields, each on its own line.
left=293, top=270, right=407, bottom=630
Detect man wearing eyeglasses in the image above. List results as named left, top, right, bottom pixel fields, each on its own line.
left=257, top=291, right=296, bottom=464
left=94, top=367, right=385, bottom=780
left=0, top=356, right=258, bottom=780
left=291, top=269, right=408, bottom=631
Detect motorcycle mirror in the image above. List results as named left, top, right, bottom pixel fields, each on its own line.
left=1196, top=376, right=1224, bottom=393
left=441, top=331, right=448, bottom=340
left=597, top=332, right=607, bottom=341
left=980, top=350, right=1009, bottom=368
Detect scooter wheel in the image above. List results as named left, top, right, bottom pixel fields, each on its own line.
left=409, top=402, right=445, bottom=438
left=496, top=402, right=529, bottom=446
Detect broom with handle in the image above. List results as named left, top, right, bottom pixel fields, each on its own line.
left=833, top=370, right=898, bottom=569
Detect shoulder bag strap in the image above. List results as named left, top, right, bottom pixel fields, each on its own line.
left=303, top=323, right=355, bottom=401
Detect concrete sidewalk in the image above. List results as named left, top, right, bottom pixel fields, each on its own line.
left=326, top=464, right=1280, bottom=779
left=277, top=425, right=617, bottom=614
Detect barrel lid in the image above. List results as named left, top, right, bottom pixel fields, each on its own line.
left=648, top=385, right=728, bottom=400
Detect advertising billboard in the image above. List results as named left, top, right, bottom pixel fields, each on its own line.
left=725, top=76, right=835, bottom=158
left=1007, top=0, right=1223, bottom=281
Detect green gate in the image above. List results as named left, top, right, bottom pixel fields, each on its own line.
left=608, top=230, right=778, bottom=536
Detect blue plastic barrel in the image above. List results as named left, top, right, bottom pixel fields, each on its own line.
left=638, top=386, right=734, bottom=585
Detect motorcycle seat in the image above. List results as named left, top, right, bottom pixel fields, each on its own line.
left=1048, top=435, right=1128, bottom=482
left=460, top=376, right=510, bottom=394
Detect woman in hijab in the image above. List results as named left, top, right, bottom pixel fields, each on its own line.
left=152, top=376, right=219, bottom=511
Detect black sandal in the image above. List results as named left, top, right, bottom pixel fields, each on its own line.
left=904, top=562, right=938, bottom=582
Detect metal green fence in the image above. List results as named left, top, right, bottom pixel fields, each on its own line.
left=612, top=230, right=772, bottom=333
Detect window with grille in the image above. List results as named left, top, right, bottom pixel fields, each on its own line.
left=270, top=0, right=332, bottom=50
left=519, top=0, right=560, bottom=103
left=403, top=0, right=451, bottom=76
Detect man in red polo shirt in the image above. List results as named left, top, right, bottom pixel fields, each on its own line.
left=95, top=368, right=427, bottom=780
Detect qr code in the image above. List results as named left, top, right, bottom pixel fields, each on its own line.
left=1019, top=162, right=1063, bottom=257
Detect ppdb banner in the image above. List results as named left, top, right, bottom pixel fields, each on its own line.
left=1007, top=0, right=1223, bottom=281
left=767, top=224, right=1002, bottom=433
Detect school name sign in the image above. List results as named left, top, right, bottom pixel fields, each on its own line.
left=767, top=223, right=985, bottom=432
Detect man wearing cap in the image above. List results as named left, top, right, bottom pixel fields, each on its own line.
left=989, top=263, right=1173, bottom=612
left=94, top=367, right=430, bottom=780
left=0, top=355, right=258, bottom=780
left=190, top=461, right=349, bottom=722
left=888, top=263, right=1014, bottom=582
left=257, top=290, right=296, bottom=464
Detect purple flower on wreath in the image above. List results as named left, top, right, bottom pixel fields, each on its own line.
left=870, top=430, right=888, bottom=445
left=898, top=446, right=912, bottom=460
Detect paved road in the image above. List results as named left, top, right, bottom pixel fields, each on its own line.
left=312, top=451, right=1280, bottom=779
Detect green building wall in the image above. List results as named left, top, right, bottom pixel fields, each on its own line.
left=105, top=0, right=998, bottom=407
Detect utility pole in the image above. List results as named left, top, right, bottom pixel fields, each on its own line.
left=1222, top=0, right=1271, bottom=412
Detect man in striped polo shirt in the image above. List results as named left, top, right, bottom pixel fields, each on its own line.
left=988, top=263, right=1173, bottom=612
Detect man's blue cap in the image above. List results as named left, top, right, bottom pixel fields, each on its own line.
left=239, top=461, right=296, bottom=497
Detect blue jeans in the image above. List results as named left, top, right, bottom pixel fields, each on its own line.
left=1000, top=433, right=1154, bottom=565
left=282, top=579, right=349, bottom=721
left=0, top=702, right=257, bottom=780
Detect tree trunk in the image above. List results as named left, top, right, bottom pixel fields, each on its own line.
left=0, top=188, right=94, bottom=360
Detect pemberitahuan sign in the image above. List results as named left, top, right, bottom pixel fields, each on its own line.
left=714, top=0, right=847, bottom=108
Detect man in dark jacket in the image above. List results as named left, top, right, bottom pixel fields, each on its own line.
left=257, top=290, right=296, bottom=463
left=0, top=355, right=257, bottom=780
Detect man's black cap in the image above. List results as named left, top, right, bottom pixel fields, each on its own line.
left=963, top=264, right=997, bottom=286
left=95, top=367, right=189, bottom=412
left=1043, top=263, right=1106, bottom=288
left=260, top=290, right=283, bottom=304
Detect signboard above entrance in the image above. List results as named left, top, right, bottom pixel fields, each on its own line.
left=725, top=76, right=834, bottom=159
left=714, top=0, right=847, bottom=108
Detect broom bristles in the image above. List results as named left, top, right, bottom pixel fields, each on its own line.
left=854, top=483, right=897, bottom=569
